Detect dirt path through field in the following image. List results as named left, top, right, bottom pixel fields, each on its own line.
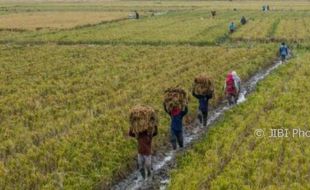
left=111, top=52, right=291, bottom=190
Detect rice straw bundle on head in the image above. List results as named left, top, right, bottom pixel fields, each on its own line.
left=164, top=87, right=188, bottom=113
left=193, top=74, right=214, bottom=96
left=129, top=105, right=158, bottom=135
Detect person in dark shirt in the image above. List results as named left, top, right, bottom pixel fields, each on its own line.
left=134, top=10, right=140, bottom=19
left=129, top=125, right=158, bottom=179
left=211, top=10, right=216, bottom=18
left=164, top=105, right=188, bottom=150
left=240, top=16, right=247, bottom=25
left=279, top=42, right=289, bottom=61
left=192, top=91, right=213, bottom=127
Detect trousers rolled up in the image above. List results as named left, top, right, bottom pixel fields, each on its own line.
left=138, top=154, right=152, bottom=179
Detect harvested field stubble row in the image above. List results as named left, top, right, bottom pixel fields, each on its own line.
left=232, top=11, right=310, bottom=42
left=0, top=11, right=128, bottom=30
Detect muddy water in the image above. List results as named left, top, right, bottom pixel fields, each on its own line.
left=112, top=55, right=290, bottom=190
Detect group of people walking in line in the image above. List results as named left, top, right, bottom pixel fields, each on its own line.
left=128, top=70, right=243, bottom=179
left=127, top=17, right=289, bottom=178
left=128, top=42, right=289, bottom=179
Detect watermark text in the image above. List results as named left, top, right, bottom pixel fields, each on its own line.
left=254, top=128, right=310, bottom=138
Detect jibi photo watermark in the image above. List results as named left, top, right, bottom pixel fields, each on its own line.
left=254, top=128, right=310, bottom=138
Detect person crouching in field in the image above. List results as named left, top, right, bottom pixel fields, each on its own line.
left=279, top=42, right=289, bottom=61
left=240, top=16, right=247, bottom=25
left=164, top=105, right=188, bottom=150
left=229, top=22, right=236, bottom=33
left=224, top=71, right=241, bottom=105
left=129, top=106, right=158, bottom=179
left=211, top=10, right=216, bottom=18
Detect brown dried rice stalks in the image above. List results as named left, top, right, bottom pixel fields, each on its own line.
left=164, top=87, right=188, bottom=113
left=129, top=105, right=158, bottom=135
left=193, top=74, right=214, bottom=96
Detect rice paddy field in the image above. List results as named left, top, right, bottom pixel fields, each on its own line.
left=0, top=0, right=309, bottom=189
left=169, top=51, right=310, bottom=190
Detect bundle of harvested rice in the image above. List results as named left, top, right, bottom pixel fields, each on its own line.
left=129, top=105, right=158, bottom=135
left=164, top=87, right=188, bottom=113
left=193, top=74, right=214, bottom=96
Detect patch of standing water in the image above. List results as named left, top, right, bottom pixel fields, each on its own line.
left=112, top=55, right=290, bottom=190
left=237, top=91, right=246, bottom=103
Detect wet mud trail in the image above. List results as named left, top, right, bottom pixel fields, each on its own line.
left=112, top=53, right=291, bottom=190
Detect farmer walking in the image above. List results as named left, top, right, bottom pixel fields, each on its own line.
left=279, top=42, right=289, bottom=61
left=229, top=22, right=236, bottom=33
left=134, top=10, right=140, bottom=19
left=224, top=71, right=241, bottom=105
left=163, top=87, right=188, bottom=150
left=192, top=92, right=213, bottom=127
left=192, top=74, right=214, bottom=127
left=164, top=105, right=188, bottom=150
left=240, top=16, right=247, bottom=25
left=232, top=71, right=241, bottom=95
left=128, top=105, right=158, bottom=179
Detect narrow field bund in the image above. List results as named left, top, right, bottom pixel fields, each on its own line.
left=113, top=48, right=290, bottom=190
left=169, top=51, right=310, bottom=190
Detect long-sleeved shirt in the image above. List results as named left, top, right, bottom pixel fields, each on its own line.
left=229, top=23, right=236, bottom=31
left=224, top=79, right=239, bottom=93
left=279, top=45, right=288, bottom=56
left=240, top=17, right=247, bottom=25
left=129, top=126, right=158, bottom=155
left=164, top=105, right=188, bottom=133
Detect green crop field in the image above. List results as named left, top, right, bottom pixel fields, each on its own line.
left=0, top=0, right=309, bottom=190
left=169, top=51, right=310, bottom=190
left=0, top=11, right=254, bottom=44
left=231, top=11, right=310, bottom=42
left=0, top=44, right=276, bottom=189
